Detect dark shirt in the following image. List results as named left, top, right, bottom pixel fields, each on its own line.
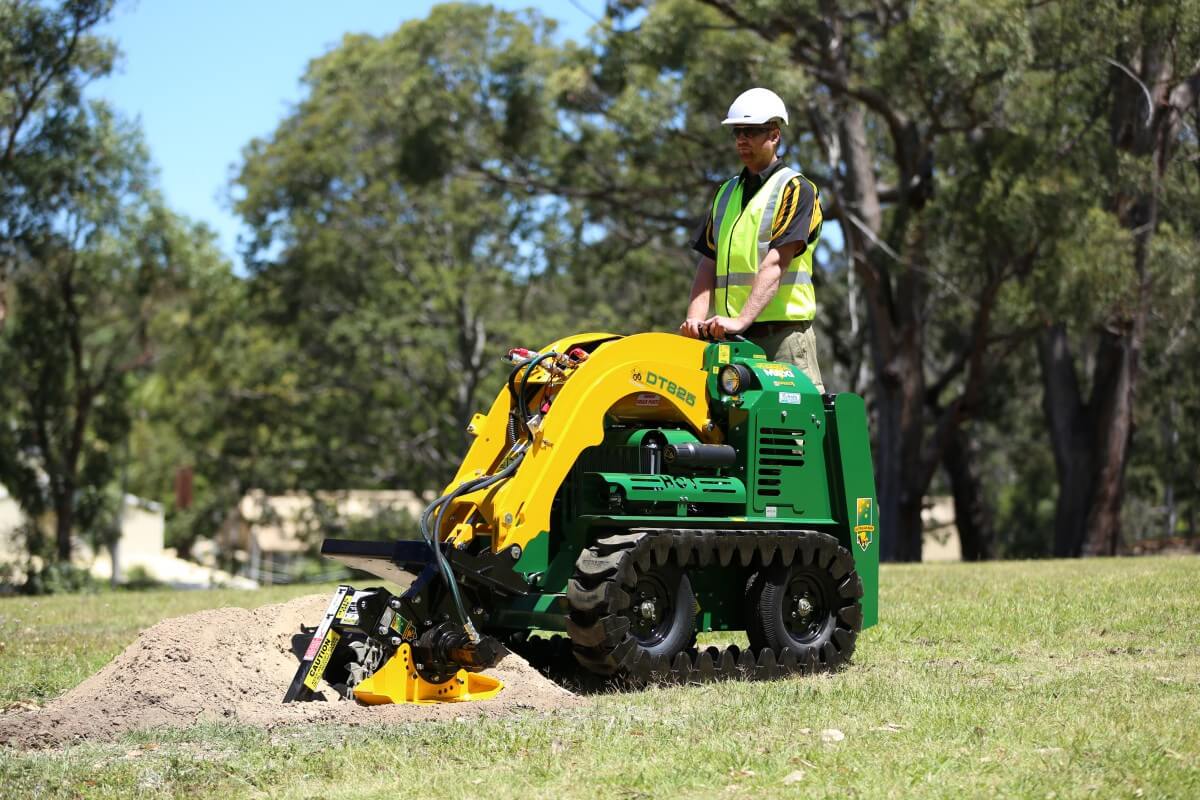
left=692, top=160, right=821, bottom=261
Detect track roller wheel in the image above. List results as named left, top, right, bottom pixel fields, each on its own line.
left=749, top=532, right=863, bottom=671
left=566, top=534, right=696, bottom=675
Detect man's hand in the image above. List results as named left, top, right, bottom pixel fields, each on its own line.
left=702, top=316, right=748, bottom=340
left=678, top=318, right=706, bottom=338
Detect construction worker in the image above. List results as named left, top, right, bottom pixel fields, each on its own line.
left=679, top=87, right=825, bottom=393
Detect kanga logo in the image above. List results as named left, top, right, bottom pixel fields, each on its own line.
left=630, top=368, right=643, bottom=383
left=854, top=497, right=875, bottom=551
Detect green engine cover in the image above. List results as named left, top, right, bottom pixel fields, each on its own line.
left=589, top=472, right=746, bottom=510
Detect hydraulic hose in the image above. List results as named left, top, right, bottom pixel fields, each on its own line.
left=419, top=350, right=560, bottom=640
left=506, top=355, right=540, bottom=440
left=423, top=448, right=527, bottom=639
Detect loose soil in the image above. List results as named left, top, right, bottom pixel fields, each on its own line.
left=0, top=594, right=579, bottom=749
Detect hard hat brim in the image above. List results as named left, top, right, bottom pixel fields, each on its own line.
left=720, top=115, right=787, bottom=126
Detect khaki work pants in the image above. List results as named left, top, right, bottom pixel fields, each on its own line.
left=746, top=320, right=826, bottom=394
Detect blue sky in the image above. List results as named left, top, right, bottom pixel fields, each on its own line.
left=93, top=1, right=601, bottom=260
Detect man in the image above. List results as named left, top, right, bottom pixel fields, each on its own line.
left=679, top=87, right=826, bottom=393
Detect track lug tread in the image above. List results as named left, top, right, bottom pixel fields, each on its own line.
left=574, top=550, right=628, bottom=580
left=695, top=649, right=716, bottom=681
left=562, top=528, right=864, bottom=688
left=650, top=537, right=673, bottom=567
left=671, top=651, right=692, bottom=684
left=818, top=540, right=838, bottom=569
left=777, top=538, right=798, bottom=566
left=831, top=627, right=855, bottom=656
left=567, top=578, right=630, bottom=616
left=674, top=531, right=698, bottom=567
left=596, top=533, right=646, bottom=552
left=837, top=573, right=865, bottom=600
left=830, top=551, right=855, bottom=581
left=565, top=615, right=631, bottom=649
left=716, top=537, right=736, bottom=566
left=759, top=538, right=778, bottom=567
left=780, top=648, right=798, bottom=671
left=755, top=648, right=778, bottom=679
left=838, top=605, right=864, bottom=631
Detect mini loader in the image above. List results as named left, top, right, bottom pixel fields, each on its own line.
left=284, top=331, right=878, bottom=704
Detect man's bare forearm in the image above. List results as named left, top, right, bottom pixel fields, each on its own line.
left=686, top=256, right=715, bottom=320
left=734, top=244, right=799, bottom=327
left=696, top=243, right=799, bottom=338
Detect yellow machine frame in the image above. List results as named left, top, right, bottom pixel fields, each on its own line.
left=352, top=644, right=503, bottom=705
left=441, top=332, right=718, bottom=554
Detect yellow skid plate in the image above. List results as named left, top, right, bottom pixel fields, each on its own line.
left=352, top=644, right=503, bottom=705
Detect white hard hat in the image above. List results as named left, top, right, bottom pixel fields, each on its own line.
left=721, top=87, right=789, bottom=126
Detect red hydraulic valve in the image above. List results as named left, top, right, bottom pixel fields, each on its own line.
left=503, top=347, right=539, bottom=363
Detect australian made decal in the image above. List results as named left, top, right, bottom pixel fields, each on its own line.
left=855, top=497, right=876, bottom=552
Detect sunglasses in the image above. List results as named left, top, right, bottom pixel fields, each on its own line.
left=731, top=125, right=774, bottom=139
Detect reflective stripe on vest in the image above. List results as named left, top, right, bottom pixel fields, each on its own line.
left=712, top=166, right=819, bottom=322
left=715, top=271, right=813, bottom=289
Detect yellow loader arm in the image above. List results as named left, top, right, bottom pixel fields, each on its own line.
left=441, top=332, right=716, bottom=555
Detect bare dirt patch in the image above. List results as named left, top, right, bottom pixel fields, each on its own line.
left=0, top=594, right=579, bottom=749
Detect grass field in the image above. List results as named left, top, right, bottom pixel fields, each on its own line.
left=1, top=557, right=1198, bottom=799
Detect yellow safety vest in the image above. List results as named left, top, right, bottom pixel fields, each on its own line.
left=712, top=167, right=819, bottom=322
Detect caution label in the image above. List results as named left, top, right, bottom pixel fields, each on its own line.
left=302, top=629, right=341, bottom=690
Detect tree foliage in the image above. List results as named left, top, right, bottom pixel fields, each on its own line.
left=229, top=5, right=578, bottom=493
left=1, top=0, right=116, bottom=325
left=0, top=2, right=229, bottom=577
left=2, top=1, right=1198, bottom=577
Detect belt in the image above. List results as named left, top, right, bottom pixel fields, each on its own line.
left=744, top=320, right=811, bottom=338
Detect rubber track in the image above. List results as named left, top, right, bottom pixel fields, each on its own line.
left=562, top=528, right=864, bottom=686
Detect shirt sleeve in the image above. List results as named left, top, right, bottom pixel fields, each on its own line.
left=768, top=176, right=821, bottom=255
left=691, top=189, right=719, bottom=260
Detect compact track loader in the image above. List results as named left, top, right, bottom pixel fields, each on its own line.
left=284, top=331, right=878, bottom=705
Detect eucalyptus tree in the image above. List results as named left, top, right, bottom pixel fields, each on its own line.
left=579, top=0, right=1198, bottom=559
left=557, top=0, right=1043, bottom=560
left=232, top=5, right=573, bottom=491
left=1, top=0, right=116, bottom=327
left=1034, top=0, right=1199, bottom=555
left=0, top=107, right=207, bottom=562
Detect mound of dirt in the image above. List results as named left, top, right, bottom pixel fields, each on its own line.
left=0, top=594, right=579, bottom=749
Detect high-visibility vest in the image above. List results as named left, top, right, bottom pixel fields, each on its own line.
left=712, top=166, right=819, bottom=322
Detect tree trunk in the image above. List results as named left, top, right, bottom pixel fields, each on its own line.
left=1038, top=324, right=1093, bottom=556
left=1083, top=327, right=1139, bottom=556
left=54, top=487, right=74, bottom=562
left=891, top=329, right=928, bottom=563
left=1039, top=325, right=1137, bottom=557
left=1035, top=30, right=1193, bottom=557
left=1161, top=401, right=1177, bottom=540
left=829, top=45, right=928, bottom=562
left=453, top=291, right=487, bottom=456
left=943, top=425, right=994, bottom=560
left=1039, top=321, right=1141, bottom=558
